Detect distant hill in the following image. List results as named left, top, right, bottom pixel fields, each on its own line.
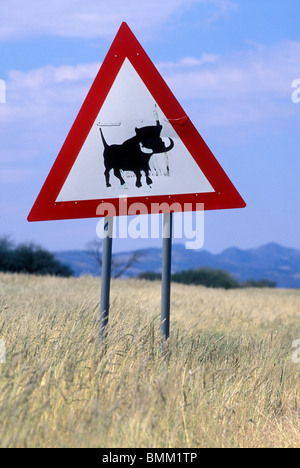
left=55, top=243, right=300, bottom=289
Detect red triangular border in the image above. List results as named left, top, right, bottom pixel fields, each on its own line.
left=28, top=22, right=246, bottom=222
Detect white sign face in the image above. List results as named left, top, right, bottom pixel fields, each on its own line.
left=56, top=59, right=214, bottom=202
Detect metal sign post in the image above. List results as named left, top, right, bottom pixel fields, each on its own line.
left=27, top=22, right=246, bottom=353
left=99, top=217, right=113, bottom=339
left=160, top=212, right=173, bottom=348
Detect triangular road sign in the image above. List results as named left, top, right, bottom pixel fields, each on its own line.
left=28, top=22, right=246, bottom=222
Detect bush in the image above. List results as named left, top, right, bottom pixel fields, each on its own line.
left=137, top=272, right=162, bottom=281
left=241, top=279, right=277, bottom=288
left=172, top=267, right=240, bottom=289
left=138, top=267, right=277, bottom=290
left=0, top=237, right=14, bottom=271
left=0, top=237, right=73, bottom=277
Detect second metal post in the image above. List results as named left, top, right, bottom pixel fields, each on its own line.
left=161, top=212, right=173, bottom=345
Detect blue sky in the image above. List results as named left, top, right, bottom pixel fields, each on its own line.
left=1, top=0, right=300, bottom=254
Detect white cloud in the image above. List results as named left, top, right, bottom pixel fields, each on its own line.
left=156, top=41, right=300, bottom=127
left=1, top=62, right=100, bottom=125
left=1, top=39, right=299, bottom=178
left=203, top=0, right=239, bottom=22
left=4, top=38, right=295, bottom=126
left=157, top=54, right=220, bottom=70
left=0, top=0, right=238, bottom=40
left=8, top=63, right=100, bottom=90
left=158, top=41, right=300, bottom=100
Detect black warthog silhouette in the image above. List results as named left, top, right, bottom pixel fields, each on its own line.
left=99, top=121, right=174, bottom=188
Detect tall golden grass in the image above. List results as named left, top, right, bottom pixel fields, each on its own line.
left=0, top=272, right=300, bottom=448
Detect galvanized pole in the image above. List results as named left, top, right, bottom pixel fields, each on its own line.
left=99, top=217, right=113, bottom=339
left=161, top=212, right=173, bottom=347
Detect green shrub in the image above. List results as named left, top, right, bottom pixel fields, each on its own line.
left=0, top=237, right=73, bottom=277
left=241, top=279, right=276, bottom=288
left=172, top=267, right=240, bottom=289
left=137, top=272, right=162, bottom=281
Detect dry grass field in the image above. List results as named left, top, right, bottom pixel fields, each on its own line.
left=0, top=272, right=300, bottom=448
